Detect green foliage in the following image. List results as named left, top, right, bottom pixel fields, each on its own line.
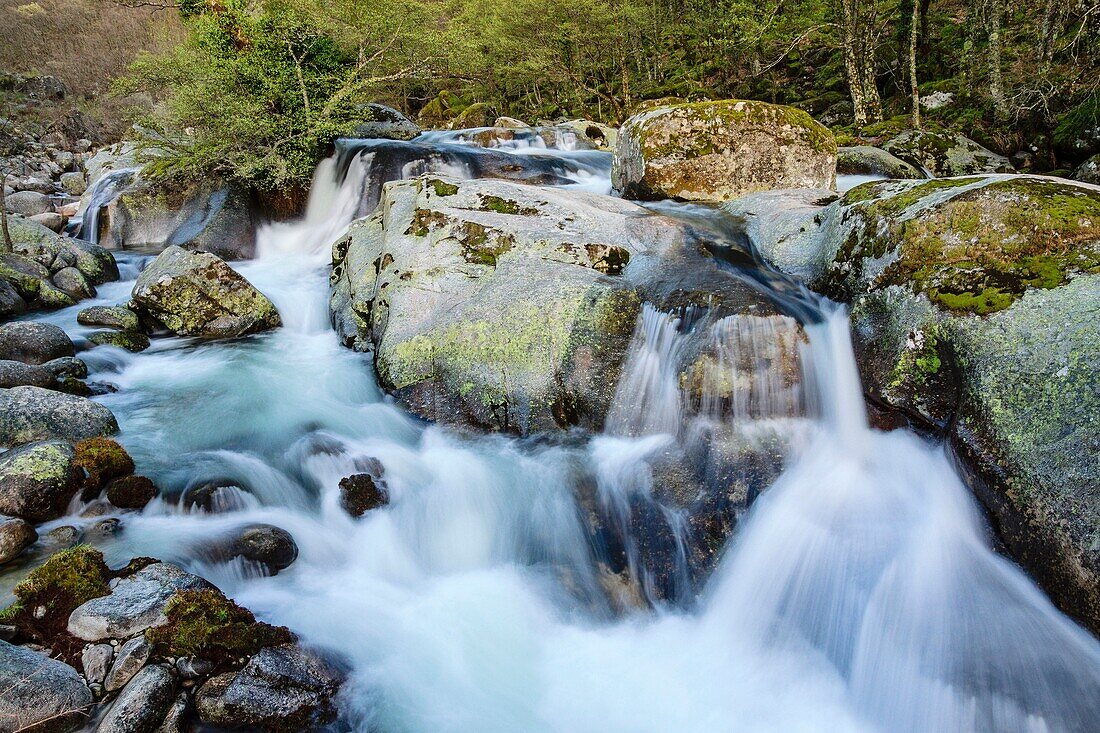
left=146, top=588, right=294, bottom=667
left=119, top=0, right=432, bottom=191
left=116, top=0, right=1100, bottom=191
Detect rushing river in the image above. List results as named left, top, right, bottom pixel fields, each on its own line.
left=19, top=131, right=1100, bottom=732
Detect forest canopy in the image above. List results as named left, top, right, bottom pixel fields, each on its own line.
left=96, top=0, right=1100, bottom=191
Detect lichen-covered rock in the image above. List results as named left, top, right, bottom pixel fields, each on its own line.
left=4, top=213, right=61, bottom=246
left=0, top=640, right=93, bottom=733
left=815, top=175, right=1100, bottom=632
left=882, top=129, right=1014, bottom=177
left=836, top=145, right=923, bottom=179
left=67, top=562, right=212, bottom=642
left=0, top=322, right=74, bottom=364
left=330, top=175, right=688, bottom=433
left=13, top=237, right=119, bottom=286
left=131, top=246, right=281, bottom=339
left=0, top=279, right=26, bottom=319
left=77, top=305, right=142, bottom=332
left=349, top=103, right=421, bottom=141
left=612, top=99, right=837, bottom=202
left=722, top=188, right=837, bottom=281
left=51, top=267, right=95, bottom=300
left=816, top=175, right=1100, bottom=314
left=1, top=251, right=50, bottom=302
left=0, top=515, right=36, bottom=563
left=0, top=386, right=119, bottom=446
left=195, top=644, right=345, bottom=733
left=0, top=440, right=82, bottom=521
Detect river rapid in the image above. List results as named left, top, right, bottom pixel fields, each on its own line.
left=19, top=131, right=1100, bottom=732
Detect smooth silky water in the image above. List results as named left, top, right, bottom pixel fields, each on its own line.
left=16, top=136, right=1100, bottom=732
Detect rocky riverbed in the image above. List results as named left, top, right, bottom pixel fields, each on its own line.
left=1, top=99, right=1098, bottom=733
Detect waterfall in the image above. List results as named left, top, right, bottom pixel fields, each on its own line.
left=70, top=167, right=138, bottom=243
left=18, top=131, right=1100, bottom=733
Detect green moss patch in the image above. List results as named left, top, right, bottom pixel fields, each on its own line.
left=479, top=195, right=538, bottom=216
left=146, top=588, right=293, bottom=669
left=75, top=436, right=135, bottom=498
left=429, top=179, right=459, bottom=196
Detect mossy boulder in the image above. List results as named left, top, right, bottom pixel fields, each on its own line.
left=612, top=99, right=837, bottom=202
left=146, top=588, right=293, bottom=669
left=131, top=246, right=281, bottom=339
left=836, top=145, right=923, bottom=179
left=812, top=175, right=1100, bottom=632
left=0, top=545, right=110, bottom=647
left=74, top=436, right=135, bottom=498
left=0, top=439, right=83, bottom=521
left=817, top=175, right=1100, bottom=314
left=105, top=474, right=158, bottom=509
left=882, top=129, right=1014, bottom=177
left=448, top=102, right=497, bottom=129
left=330, top=176, right=694, bottom=433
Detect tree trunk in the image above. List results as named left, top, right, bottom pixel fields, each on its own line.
left=910, top=0, right=922, bottom=127
left=987, top=0, right=1008, bottom=123
left=840, top=0, right=870, bottom=125
left=0, top=174, right=12, bottom=254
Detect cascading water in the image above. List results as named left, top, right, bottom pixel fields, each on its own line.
left=15, top=134, right=1100, bottom=732
left=69, top=167, right=138, bottom=243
